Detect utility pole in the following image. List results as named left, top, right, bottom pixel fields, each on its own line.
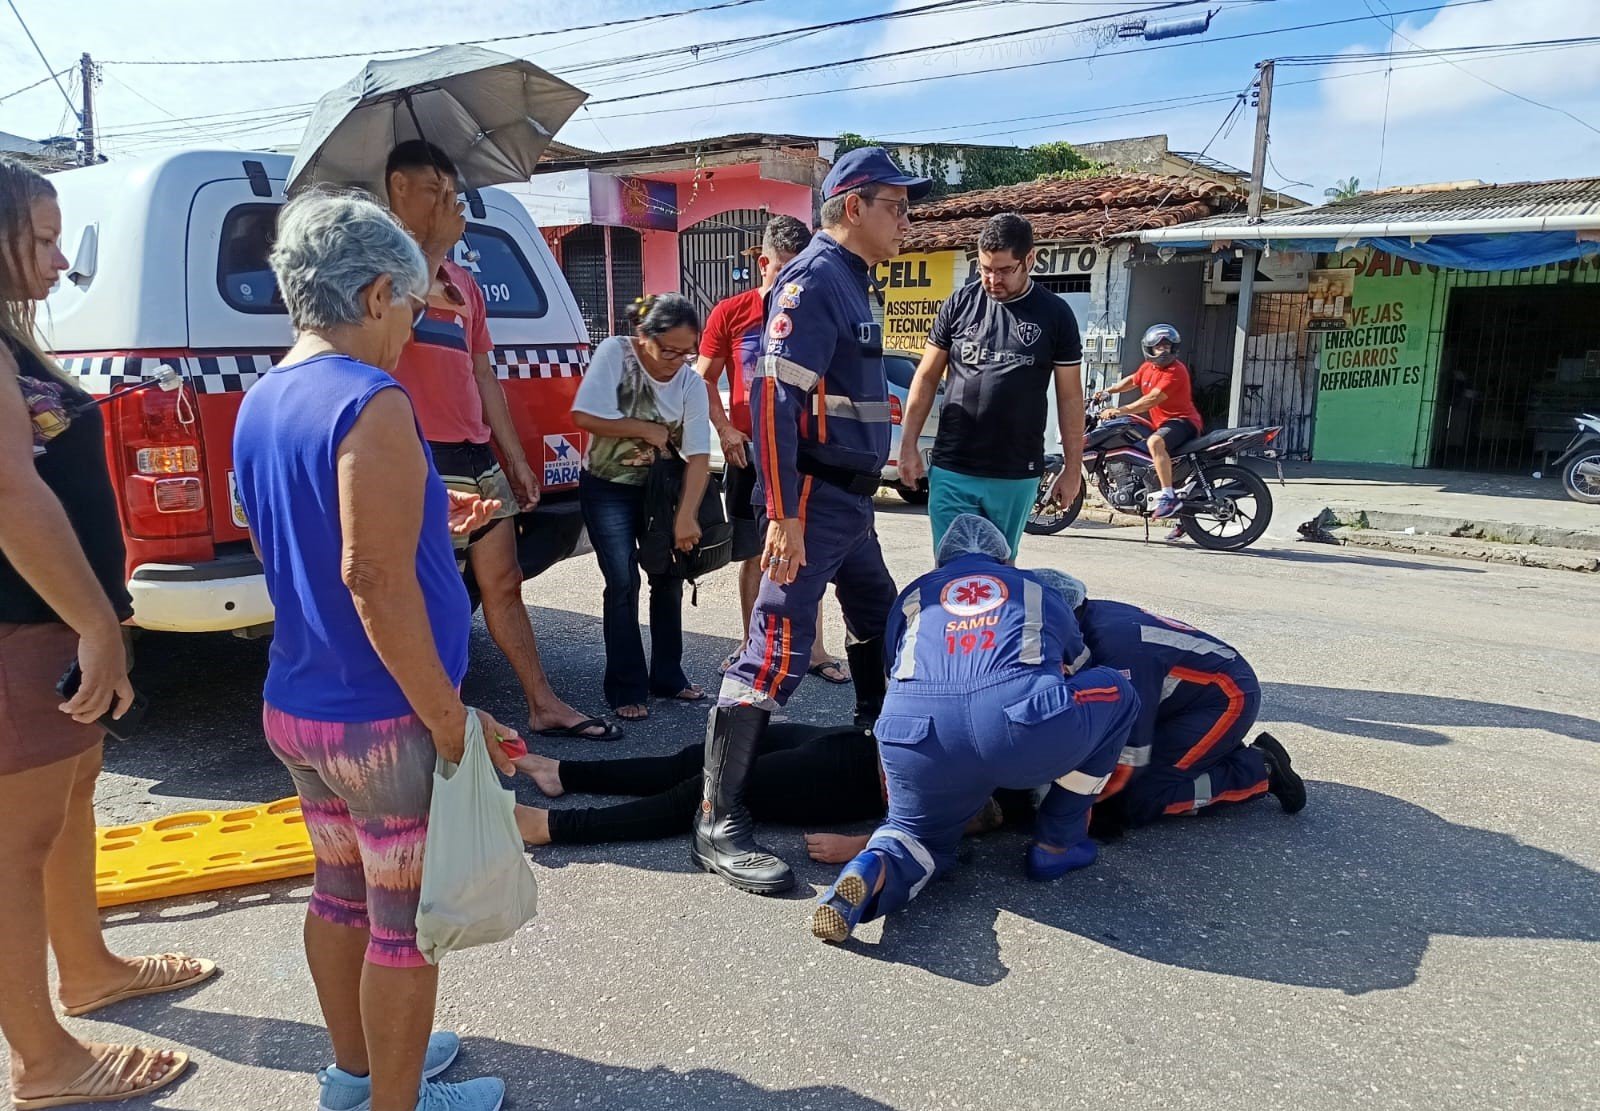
left=78, top=52, right=96, bottom=165
left=1227, top=59, right=1274, bottom=429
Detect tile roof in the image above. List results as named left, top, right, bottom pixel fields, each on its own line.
left=903, top=173, right=1245, bottom=251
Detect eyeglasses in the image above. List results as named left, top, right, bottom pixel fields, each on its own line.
left=979, top=259, right=1027, bottom=281
left=409, top=296, right=429, bottom=328
left=857, top=193, right=910, bottom=219
left=650, top=337, right=699, bottom=361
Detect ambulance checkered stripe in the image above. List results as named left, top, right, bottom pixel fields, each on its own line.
left=57, top=346, right=590, bottom=395
left=490, top=346, right=590, bottom=380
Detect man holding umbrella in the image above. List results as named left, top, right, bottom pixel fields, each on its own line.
left=383, top=140, right=619, bottom=743
left=695, top=147, right=929, bottom=895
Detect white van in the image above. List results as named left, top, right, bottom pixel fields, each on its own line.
left=44, top=149, right=594, bottom=635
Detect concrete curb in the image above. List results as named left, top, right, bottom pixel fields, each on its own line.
left=1328, top=527, right=1599, bottom=573
left=1322, top=507, right=1600, bottom=552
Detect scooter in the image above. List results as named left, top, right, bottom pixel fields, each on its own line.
left=1536, top=414, right=1600, bottom=504
left=1026, top=400, right=1283, bottom=551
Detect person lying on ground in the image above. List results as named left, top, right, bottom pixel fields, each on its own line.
left=809, top=515, right=1139, bottom=945
left=1031, top=569, right=1306, bottom=837
left=509, top=721, right=1002, bottom=849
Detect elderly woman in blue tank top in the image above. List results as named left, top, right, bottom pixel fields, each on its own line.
left=232, top=189, right=519, bottom=1111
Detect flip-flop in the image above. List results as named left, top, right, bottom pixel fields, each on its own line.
left=535, top=717, right=624, bottom=741
left=670, top=687, right=709, bottom=703
left=807, top=660, right=852, bottom=685
left=62, top=955, right=216, bottom=1017
left=13, top=1044, right=191, bottom=1108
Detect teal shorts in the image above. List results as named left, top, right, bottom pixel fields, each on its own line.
left=928, top=465, right=1040, bottom=561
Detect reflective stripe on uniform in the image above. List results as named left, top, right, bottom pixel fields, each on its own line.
left=1055, top=769, right=1111, bottom=795
left=754, top=354, right=819, bottom=391
left=892, top=593, right=923, bottom=680
left=1160, top=675, right=1183, bottom=702
left=1193, top=772, right=1213, bottom=809
left=1140, top=625, right=1238, bottom=661
left=814, top=395, right=892, bottom=423
left=1068, top=645, right=1092, bottom=675
left=1117, top=743, right=1152, bottom=767
left=718, top=675, right=779, bottom=711
left=869, top=827, right=938, bottom=898
left=1019, top=579, right=1044, bottom=665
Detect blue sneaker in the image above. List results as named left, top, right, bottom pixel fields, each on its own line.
left=1025, top=839, right=1099, bottom=882
left=1151, top=491, right=1181, bottom=519
left=810, top=852, right=884, bottom=943
left=415, top=1076, right=505, bottom=1111
left=316, top=1033, right=462, bottom=1110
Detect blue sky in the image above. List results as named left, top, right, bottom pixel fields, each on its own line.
left=3, top=0, right=1598, bottom=198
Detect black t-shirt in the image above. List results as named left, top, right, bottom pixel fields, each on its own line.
left=927, top=280, right=1083, bottom=480
left=0, top=335, right=133, bottom=625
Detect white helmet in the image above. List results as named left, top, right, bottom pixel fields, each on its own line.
left=1141, top=323, right=1181, bottom=365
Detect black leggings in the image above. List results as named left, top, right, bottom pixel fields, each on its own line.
left=547, top=723, right=885, bottom=845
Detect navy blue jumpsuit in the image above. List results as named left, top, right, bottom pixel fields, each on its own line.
left=719, top=231, right=899, bottom=710
left=853, top=556, right=1139, bottom=922
left=1079, top=599, right=1269, bottom=825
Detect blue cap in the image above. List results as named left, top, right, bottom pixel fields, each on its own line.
left=822, top=146, right=932, bottom=202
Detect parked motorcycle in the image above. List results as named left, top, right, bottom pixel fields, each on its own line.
left=1536, top=414, right=1600, bottom=504
left=1026, top=401, right=1283, bottom=551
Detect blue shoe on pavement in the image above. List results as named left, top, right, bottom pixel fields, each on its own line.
left=316, top=1033, right=463, bottom=1110
left=415, top=1076, right=505, bottom=1111
left=810, top=851, right=884, bottom=943
left=1151, top=491, right=1181, bottom=519
left=1025, top=838, right=1099, bottom=882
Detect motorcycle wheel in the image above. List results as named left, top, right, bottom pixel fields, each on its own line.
left=1183, top=463, right=1273, bottom=551
left=1561, top=449, right=1600, bottom=504
left=1026, top=471, right=1083, bottom=535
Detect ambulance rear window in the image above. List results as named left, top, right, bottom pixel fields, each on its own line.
left=216, top=206, right=549, bottom=320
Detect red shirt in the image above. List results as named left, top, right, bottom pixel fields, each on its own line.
left=1132, top=358, right=1202, bottom=431
left=698, top=287, right=766, bottom=438
left=389, top=260, right=494, bottom=445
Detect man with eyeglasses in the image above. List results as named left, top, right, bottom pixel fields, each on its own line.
left=384, top=140, right=618, bottom=742
left=695, top=147, right=930, bottom=895
left=898, top=213, right=1084, bottom=559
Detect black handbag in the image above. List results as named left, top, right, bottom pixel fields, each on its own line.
left=637, top=444, right=734, bottom=601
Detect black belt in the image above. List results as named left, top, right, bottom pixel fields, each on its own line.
left=797, top=454, right=881, bottom=497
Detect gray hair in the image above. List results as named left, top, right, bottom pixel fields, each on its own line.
left=936, top=513, right=1011, bottom=566
left=270, top=190, right=429, bottom=332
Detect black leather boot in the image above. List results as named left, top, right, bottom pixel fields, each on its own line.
left=690, top=704, right=794, bottom=894
left=845, top=637, right=887, bottom=732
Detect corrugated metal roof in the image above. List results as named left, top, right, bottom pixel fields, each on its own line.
left=903, top=173, right=1245, bottom=250
left=1163, top=177, right=1600, bottom=233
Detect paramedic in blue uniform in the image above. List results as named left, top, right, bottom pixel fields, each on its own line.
left=1034, top=570, right=1307, bottom=834
left=694, top=148, right=930, bottom=895
left=810, top=515, right=1140, bottom=944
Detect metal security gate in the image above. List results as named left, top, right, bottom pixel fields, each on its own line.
left=1242, top=293, right=1321, bottom=458
left=559, top=225, right=643, bottom=340
left=1433, top=283, right=1600, bottom=473
left=679, top=208, right=767, bottom=321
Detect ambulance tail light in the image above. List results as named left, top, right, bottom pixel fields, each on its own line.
left=888, top=395, right=903, bottom=425
left=114, top=382, right=210, bottom=540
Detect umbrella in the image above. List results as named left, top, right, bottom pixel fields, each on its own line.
left=287, top=45, right=587, bottom=197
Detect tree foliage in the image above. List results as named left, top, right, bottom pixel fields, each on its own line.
left=833, top=134, right=1106, bottom=198
left=1325, top=176, right=1362, bottom=201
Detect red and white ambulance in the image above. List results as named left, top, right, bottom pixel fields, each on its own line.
left=44, top=149, right=593, bottom=636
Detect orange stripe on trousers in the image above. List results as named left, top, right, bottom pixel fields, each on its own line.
left=753, top=614, right=778, bottom=694
left=765, top=617, right=793, bottom=699
left=1164, top=780, right=1268, bottom=815
left=1168, top=666, right=1247, bottom=771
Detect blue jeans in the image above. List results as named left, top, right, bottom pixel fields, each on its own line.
left=579, top=471, right=690, bottom=709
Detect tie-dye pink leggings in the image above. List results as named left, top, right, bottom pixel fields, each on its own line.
left=263, top=702, right=435, bottom=968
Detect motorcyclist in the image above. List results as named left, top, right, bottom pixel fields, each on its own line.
left=1093, top=324, right=1203, bottom=523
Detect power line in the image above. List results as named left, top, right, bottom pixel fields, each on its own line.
left=100, top=0, right=777, bottom=66
left=588, top=0, right=1220, bottom=106
left=582, top=0, right=1494, bottom=119
left=4, top=0, right=77, bottom=119
left=0, top=67, right=69, bottom=106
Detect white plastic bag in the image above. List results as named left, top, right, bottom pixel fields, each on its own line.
left=414, top=709, right=538, bottom=964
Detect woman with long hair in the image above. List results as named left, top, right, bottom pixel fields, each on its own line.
left=0, top=157, right=212, bottom=1107
left=570, top=293, right=712, bottom=722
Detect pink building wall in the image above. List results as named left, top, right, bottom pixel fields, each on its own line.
left=641, top=174, right=814, bottom=294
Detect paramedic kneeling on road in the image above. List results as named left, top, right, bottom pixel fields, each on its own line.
left=698, top=147, right=929, bottom=896
left=1035, top=570, right=1306, bottom=832
left=1095, top=323, right=1201, bottom=521
left=810, top=515, right=1139, bottom=944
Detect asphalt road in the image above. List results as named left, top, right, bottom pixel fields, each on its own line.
left=11, top=496, right=1599, bottom=1111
